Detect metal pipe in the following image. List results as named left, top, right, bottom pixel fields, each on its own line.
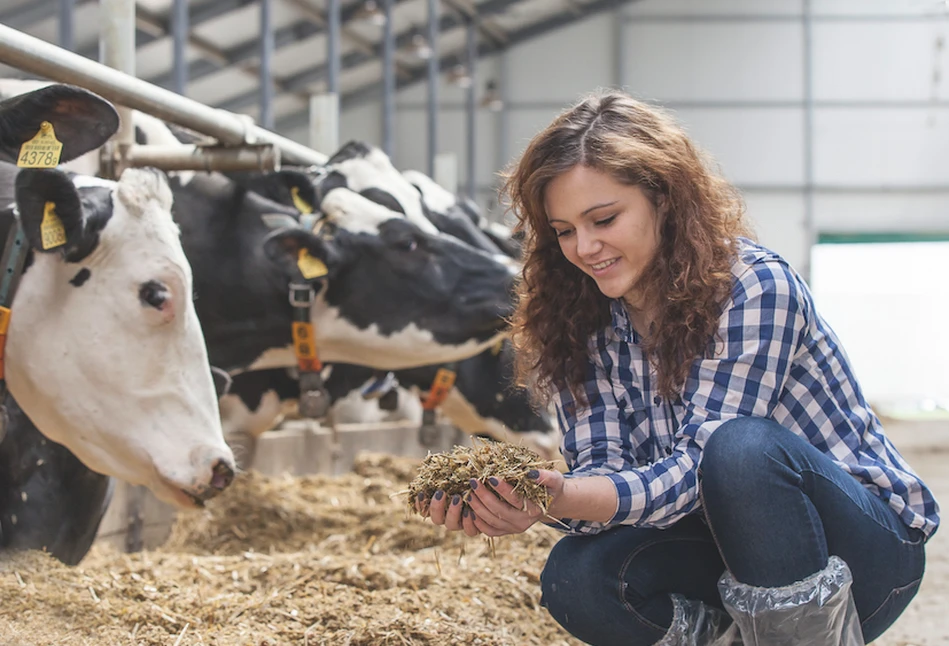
left=497, top=47, right=509, bottom=177
left=0, top=23, right=328, bottom=166
left=171, top=0, right=188, bottom=95
left=465, top=18, right=476, bottom=201
left=127, top=143, right=279, bottom=172
left=426, top=0, right=439, bottom=177
left=260, top=0, right=274, bottom=129
left=802, top=0, right=815, bottom=282
left=59, top=0, right=75, bottom=52
left=382, top=0, right=395, bottom=157
left=100, top=0, right=136, bottom=177
left=327, top=0, right=341, bottom=94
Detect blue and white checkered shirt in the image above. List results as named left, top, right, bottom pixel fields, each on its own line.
left=552, top=239, right=940, bottom=538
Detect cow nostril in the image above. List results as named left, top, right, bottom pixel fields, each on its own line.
left=210, top=459, right=235, bottom=491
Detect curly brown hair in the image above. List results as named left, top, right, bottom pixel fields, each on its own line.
left=502, top=91, right=753, bottom=407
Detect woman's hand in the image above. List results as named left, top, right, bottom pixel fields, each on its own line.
left=416, top=469, right=565, bottom=538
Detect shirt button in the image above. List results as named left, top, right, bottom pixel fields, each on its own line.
left=653, top=395, right=662, bottom=406
left=664, top=446, right=673, bottom=455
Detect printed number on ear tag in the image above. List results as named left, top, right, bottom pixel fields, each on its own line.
left=40, top=202, right=67, bottom=250
left=297, top=248, right=328, bottom=279
left=17, top=121, right=63, bottom=168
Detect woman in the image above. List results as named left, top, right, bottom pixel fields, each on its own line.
left=417, top=91, right=938, bottom=646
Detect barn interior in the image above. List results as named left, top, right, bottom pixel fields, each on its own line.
left=0, top=0, right=947, bottom=644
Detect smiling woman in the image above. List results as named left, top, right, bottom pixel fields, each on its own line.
left=416, top=90, right=940, bottom=646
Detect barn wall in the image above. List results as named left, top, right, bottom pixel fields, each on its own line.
left=280, top=0, right=949, bottom=275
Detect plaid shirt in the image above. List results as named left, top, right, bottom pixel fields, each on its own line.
left=552, top=239, right=940, bottom=538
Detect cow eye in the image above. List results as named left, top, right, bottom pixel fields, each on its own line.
left=396, top=238, right=418, bottom=252
left=139, top=280, right=170, bottom=309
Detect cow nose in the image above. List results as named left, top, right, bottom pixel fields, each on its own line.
left=210, top=459, right=235, bottom=492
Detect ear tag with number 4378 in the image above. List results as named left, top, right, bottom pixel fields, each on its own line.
left=17, top=121, right=63, bottom=169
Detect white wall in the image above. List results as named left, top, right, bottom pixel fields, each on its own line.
left=292, top=0, right=949, bottom=278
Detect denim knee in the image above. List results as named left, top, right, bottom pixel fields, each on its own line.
left=701, top=417, right=789, bottom=499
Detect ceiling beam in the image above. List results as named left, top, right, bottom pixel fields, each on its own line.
left=219, top=0, right=523, bottom=114
left=275, top=0, right=633, bottom=134
left=0, top=0, right=94, bottom=30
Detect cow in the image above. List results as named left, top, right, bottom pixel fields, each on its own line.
left=401, top=168, right=523, bottom=259
left=0, top=84, right=235, bottom=510
left=0, top=366, right=233, bottom=565
left=172, top=173, right=515, bottom=374
left=221, top=338, right=560, bottom=470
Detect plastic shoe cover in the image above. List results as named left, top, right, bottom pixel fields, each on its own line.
left=656, top=594, right=743, bottom=646
left=718, top=555, right=864, bottom=646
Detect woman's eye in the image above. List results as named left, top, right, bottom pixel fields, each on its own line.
left=594, top=214, right=617, bottom=227
left=554, top=229, right=573, bottom=239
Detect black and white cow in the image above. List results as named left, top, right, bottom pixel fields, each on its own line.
left=314, top=141, right=515, bottom=258
left=0, top=84, right=235, bottom=510
left=171, top=173, right=515, bottom=374
left=401, top=169, right=523, bottom=259
left=221, top=338, right=559, bottom=469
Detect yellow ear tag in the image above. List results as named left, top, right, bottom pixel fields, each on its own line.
left=290, top=186, right=313, bottom=214
left=40, top=201, right=67, bottom=250
left=17, top=121, right=63, bottom=168
left=297, top=248, right=328, bottom=279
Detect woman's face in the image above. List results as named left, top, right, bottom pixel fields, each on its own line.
left=545, top=165, right=662, bottom=306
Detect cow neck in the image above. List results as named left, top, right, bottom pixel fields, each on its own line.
left=0, top=215, right=29, bottom=410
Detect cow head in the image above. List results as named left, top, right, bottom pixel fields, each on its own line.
left=5, top=167, right=235, bottom=509
left=262, top=188, right=516, bottom=369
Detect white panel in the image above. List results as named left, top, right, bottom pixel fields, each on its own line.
left=627, top=0, right=803, bottom=16
left=813, top=22, right=949, bottom=101
left=622, top=23, right=803, bottom=101
left=741, top=191, right=810, bottom=272
left=506, top=12, right=617, bottom=103
left=340, top=101, right=383, bottom=153
left=810, top=242, right=949, bottom=403
left=507, top=107, right=571, bottom=165
left=814, top=108, right=949, bottom=185
left=672, top=108, right=805, bottom=186
left=815, top=192, right=949, bottom=232
left=813, top=0, right=938, bottom=17
left=394, top=108, right=499, bottom=191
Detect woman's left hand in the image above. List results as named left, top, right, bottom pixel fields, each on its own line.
left=465, top=470, right=564, bottom=537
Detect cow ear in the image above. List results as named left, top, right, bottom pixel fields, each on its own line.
left=262, top=228, right=342, bottom=281
left=14, top=168, right=88, bottom=256
left=0, top=84, right=119, bottom=165
left=228, top=170, right=318, bottom=214
left=210, top=366, right=233, bottom=398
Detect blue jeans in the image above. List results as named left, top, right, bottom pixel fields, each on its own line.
left=540, top=418, right=928, bottom=646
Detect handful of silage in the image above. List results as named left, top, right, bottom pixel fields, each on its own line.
left=406, top=440, right=558, bottom=515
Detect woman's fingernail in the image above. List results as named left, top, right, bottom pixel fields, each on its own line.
left=434, top=490, right=444, bottom=501
left=462, top=507, right=469, bottom=518
left=417, top=491, right=425, bottom=501
left=469, top=509, right=476, bottom=521
left=488, top=477, right=499, bottom=487
left=451, top=494, right=461, bottom=506
left=527, top=469, right=539, bottom=480
left=469, top=478, right=479, bottom=490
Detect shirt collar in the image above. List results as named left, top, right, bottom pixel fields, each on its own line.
left=610, top=299, right=636, bottom=344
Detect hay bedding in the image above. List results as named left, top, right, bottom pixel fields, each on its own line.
left=0, top=453, right=582, bottom=645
